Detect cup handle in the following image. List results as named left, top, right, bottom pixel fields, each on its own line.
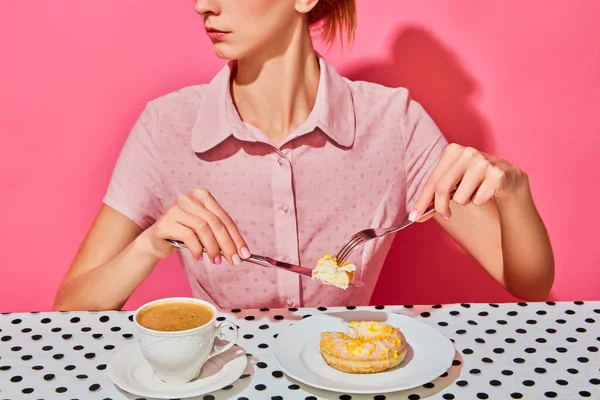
left=208, top=321, right=239, bottom=359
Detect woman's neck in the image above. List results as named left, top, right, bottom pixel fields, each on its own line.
left=231, top=27, right=320, bottom=146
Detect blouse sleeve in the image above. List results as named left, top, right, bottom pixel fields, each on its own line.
left=102, top=102, right=164, bottom=230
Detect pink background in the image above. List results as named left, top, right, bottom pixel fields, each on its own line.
left=1, top=1, right=599, bottom=312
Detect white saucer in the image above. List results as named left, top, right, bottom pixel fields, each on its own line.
left=273, top=310, right=455, bottom=394
left=107, top=342, right=248, bottom=399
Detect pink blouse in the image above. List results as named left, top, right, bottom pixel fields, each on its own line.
left=103, top=56, right=448, bottom=309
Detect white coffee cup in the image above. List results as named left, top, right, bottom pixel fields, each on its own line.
left=133, top=297, right=239, bottom=384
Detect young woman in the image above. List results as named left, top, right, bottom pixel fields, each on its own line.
left=54, top=0, right=554, bottom=311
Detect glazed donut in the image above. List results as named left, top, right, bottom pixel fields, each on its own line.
left=319, top=321, right=407, bottom=373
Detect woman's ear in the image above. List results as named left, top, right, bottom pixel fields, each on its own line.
left=294, top=0, right=319, bottom=14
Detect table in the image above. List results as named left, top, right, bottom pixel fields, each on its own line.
left=1, top=302, right=599, bottom=399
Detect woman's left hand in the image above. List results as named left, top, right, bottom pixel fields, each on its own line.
left=409, top=143, right=529, bottom=221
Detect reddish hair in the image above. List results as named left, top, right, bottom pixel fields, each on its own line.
left=308, top=0, right=357, bottom=46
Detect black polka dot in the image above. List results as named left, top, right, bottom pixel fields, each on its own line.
left=475, top=338, right=486, bottom=344
left=89, top=384, right=101, bottom=391
left=556, top=379, right=568, bottom=385
left=65, top=365, right=76, bottom=371
left=62, top=334, right=73, bottom=340
left=273, top=334, right=279, bottom=338
left=481, top=357, right=493, bottom=363
left=516, top=329, right=527, bottom=334
left=535, top=367, right=547, bottom=374
left=259, top=324, right=269, bottom=330
left=589, top=378, right=600, bottom=385
left=340, top=395, right=352, bottom=400
left=272, top=397, right=283, bottom=400
left=537, top=310, right=547, bottom=315
left=288, top=384, right=300, bottom=390
left=231, top=308, right=241, bottom=313
left=525, top=347, right=536, bottom=354
left=81, top=327, right=92, bottom=332
left=31, top=334, right=42, bottom=340
left=456, top=329, right=467, bottom=335
left=511, top=393, right=523, bottom=399
left=462, top=348, right=473, bottom=355
left=580, top=391, right=592, bottom=397
left=306, top=397, right=317, bottom=400
left=470, top=369, right=481, bottom=375
left=456, top=380, right=468, bottom=387
left=256, top=362, right=268, bottom=369
left=110, top=326, right=122, bottom=332
left=22, top=388, right=34, bottom=394
left=423, top=382, right=435, bottom=389
left=204, top=396, right=216, bottom=400
left=122, top=333, right=133, bottom=339
left=11, top=346, right=22, bottom=351
left=486, top=329, right=497, bottom=334
left=99, top=315, right=110, bottom=323
left=70, top=317, right=80, bottom=323
left=489, top=379, right=501, bottom=386
left=288, top=307, right=298, bottom=311
left=271, top=370, right=283, bottom=378
left=438, top=322, right=449, bottom=327
left=578, top=357, right=589, bottom=363
left=568, top=368, right=579, bottom=374
left=545, top=392, right=557, bottom=398
left=497, top=320, right=507, bottom=325
left=244, top=315, right=255, bottom=321
left=72, top=345, right=84, bottom=351
left=21, top=328, right=32, bottom=333
left=243, top=334, right=254, bottom=339
left=408, top=395, right=420, bottom=400
left=92, top=333, right=103, bottom=339
left=567, top=337, right=578, bottom=343
left=546, top=358, right=557, bottom=364
left=404, top=305, right=414, bottom=308
left=547, top=328, right=557, bottom=334
left=450, top=311, right=460, bottom=316
left=104, top=345, right=115, bottom=350
left=467, top=320, right=478, bottom=325
left=128, top=315, right=134, bottom=322
left=216, top=316, right=225, bottom=322
left=302, top=314, right=312, bottom=319
left=76, top=374, right=88, bottom=379
left=452, top=359, right=462, bottom=366
left=375, top=305, right=385, bottom=309
left=507, top=311, right=518, bottom=316
left=1, top=336, right=12, bottom=342
left=21, top=355, right=32, bottom=361
left=53, top=354, right=64, bottom=360
left=51, top=327, right=62, bottom=332
left=0, top=365, right=11, bottom=371
left=493, top=348, right=505, bottom=354
left=255, top=384, right=266, bottom=390
left=374, top=396, right=387, bottom=400
left=588, top=346, right=599, bottom=352
left=41, top=318, right=51, bottom=324
left=420, top=312, right=431, bottom=318
left=536, top=338, right=547, bottom=343
left=44, top=374, right=55, bottom=381
left=258, top=343, right=269, bottom=349
left=556, top=347, right=568, bottom=353
left=502, top=370, right=514, bottom=376
left=32, top=365, right=43, bottom=370
left=556, top=319, right=566, bottom=324
left=10, top=375, right=23, bottom=382
left=489, top=303, right=500, bottom=308
left=526, top=319, right=537, bottom=325
left=42, top=345, right=53, bottom=351
left=274, top=315, right=284, bottom=320
left=523, top=380, right=535, bottom=386
left=513, top=358, right=525, bottom=364
left=317, top=307, right=327, bottom=311
left=586, top=318, right=595, bottom=323
left=577, top=327, right=587, bottom=333
left=56, top=387, right=67, bottom=393
left=97, top=364, right=107, bottom=370
left=478, top=311, right=489, bottom=316
left=443, top=395, right=455, bottom=400
left=477, top=394, right=489, bottom=399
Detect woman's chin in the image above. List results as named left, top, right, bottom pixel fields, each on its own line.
left=211, top=44, right=242, bottom=61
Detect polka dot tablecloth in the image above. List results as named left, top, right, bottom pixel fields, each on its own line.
left=1, top=302, right=599, bottom=399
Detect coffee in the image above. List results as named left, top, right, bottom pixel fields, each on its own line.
left=136, top=301, right=214, bottom=332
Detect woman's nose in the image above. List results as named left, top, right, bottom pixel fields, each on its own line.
left=194, top=0, right=220, bottom=16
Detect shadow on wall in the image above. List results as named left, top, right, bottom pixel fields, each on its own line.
left=343, top=25, right=534, bottom=304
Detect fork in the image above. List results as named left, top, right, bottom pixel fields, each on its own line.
left=335, top=187, right=459, bottom=264
left=164, top=240, right=366, bottom=287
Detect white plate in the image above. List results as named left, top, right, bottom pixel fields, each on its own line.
left=107, top=342, right=248, bottom=399
left=273, top=310, right=455, bottom=394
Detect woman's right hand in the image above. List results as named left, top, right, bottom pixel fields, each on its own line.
left=138, top=188, right=250, bottom=265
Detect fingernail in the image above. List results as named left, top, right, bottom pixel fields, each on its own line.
left=442, top=215, right=451, bottom=220
left=214, top=255, right=222, bottom=265
left=232, top=254, right=242, bottom=266
left=408, top=210, right=419, bottom=222
left=240, top=247, right=251, bottom=258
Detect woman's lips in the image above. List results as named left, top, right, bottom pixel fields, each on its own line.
left=206, top=28, right=230, bottom=40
